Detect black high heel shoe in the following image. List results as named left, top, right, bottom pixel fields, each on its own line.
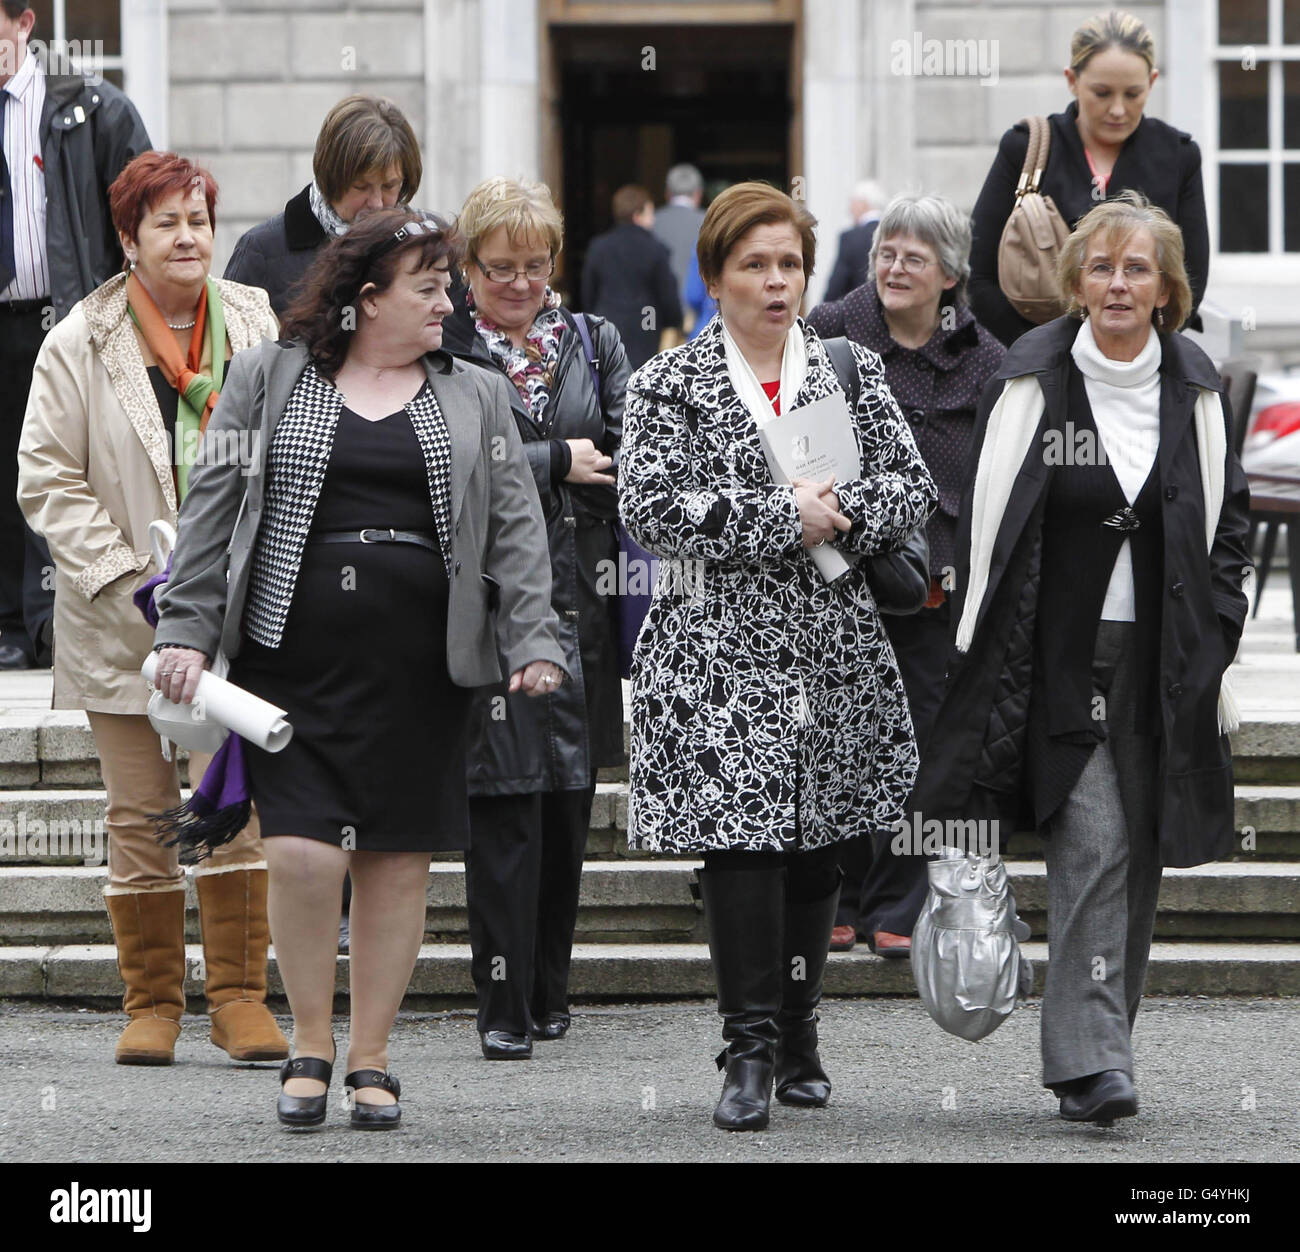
left=346, top=1068, right=401, bottom=1130
left=277, top=1051, right=334, bottom=1131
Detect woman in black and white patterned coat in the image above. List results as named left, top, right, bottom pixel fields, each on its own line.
left=620, top=183, right=937, bottom=1132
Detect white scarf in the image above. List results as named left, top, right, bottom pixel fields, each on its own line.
left=308, top=180, right=350, bottom=237
left=956, top=330, right=1240, bottom=734
left=720, top=317, right=808, bottom=429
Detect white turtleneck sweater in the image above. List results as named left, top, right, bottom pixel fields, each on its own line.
left=1069, top=319, right=1162, bottom=621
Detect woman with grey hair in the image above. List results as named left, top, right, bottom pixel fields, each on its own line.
left=809, top=192, right=1005, bottom=959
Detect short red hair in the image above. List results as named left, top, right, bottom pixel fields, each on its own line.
left=109, top=151, right=219, bottom=256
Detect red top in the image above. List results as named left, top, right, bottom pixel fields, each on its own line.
left=1084, top=148, right=1109, bottom=196
left=761, top=380, right=781, bottom=415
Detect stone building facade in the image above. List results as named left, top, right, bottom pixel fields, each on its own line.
left=39, top=0, right=1300, bottom=362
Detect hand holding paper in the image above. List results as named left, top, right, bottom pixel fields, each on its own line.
left=141, top=651, right=293, bottom=753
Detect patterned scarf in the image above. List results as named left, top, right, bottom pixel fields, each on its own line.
left=470, top=286, right=567, bottom=423
left=126, top=272, right=226, bottom=501
left=308, top=180, right=350, bottom=237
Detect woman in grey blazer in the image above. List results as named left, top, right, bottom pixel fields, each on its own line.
left=152, top=209, right=566, bottom=1132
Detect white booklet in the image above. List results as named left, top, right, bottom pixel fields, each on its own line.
left=756, top=390, right=862, bottom=582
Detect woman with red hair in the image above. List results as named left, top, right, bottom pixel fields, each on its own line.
left=17, top=151, right=285, bottom=1068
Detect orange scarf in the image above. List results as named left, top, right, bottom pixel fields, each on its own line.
left=127, top=273, right=227, bottom=499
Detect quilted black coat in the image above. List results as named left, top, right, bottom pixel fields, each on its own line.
left=912, top=316, right=1251, bottom=868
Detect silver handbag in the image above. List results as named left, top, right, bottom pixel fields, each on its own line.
left=910, top=847, right=1033, bottom=1041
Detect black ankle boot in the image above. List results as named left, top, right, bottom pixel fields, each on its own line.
left=698, top=864, right=785, bottom=1132
left=775, top=876, right=841, bottom=1107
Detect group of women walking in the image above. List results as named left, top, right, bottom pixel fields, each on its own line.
left=15, top=8, right=1249, bottom=1135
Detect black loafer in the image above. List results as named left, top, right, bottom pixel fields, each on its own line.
left=480, top=1030, right=532, bottom=1059
left=277, top=1055, right=333, bottom=1130
left=531, top=1013, right=570, bottom=1041
left=346, top=1068, right=401, bottom=1130
left=1059, top=1069, right=1138, bottom=1124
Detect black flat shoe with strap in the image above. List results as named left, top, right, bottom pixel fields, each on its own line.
left=277, top=1054, right=333, bottom=1130
left=347, top=1068, right=401, bottom=1130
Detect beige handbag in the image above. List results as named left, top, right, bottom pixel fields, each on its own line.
left=997, top=116, right=1070, bottom=324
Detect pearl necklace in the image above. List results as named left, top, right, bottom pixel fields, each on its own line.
left=168, top=319, right=197, bottom=331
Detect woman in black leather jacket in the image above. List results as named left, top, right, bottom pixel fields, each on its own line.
left=442, top=177, right=630, bottom=1060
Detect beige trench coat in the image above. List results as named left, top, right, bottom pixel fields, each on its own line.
left=17, top=272, right=278, bottom=713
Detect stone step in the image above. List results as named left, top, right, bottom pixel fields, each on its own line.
left=3, top=859, right=1298, bottom=946
left=1, top=710, right=1297, bottom=787
left=4, top=782, right=1300, bottom=867
left=4, top=940, right=1300, bottom=1004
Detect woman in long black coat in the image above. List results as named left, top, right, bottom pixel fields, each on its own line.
left=442, top=178, right=629, bottom=1059
left=808, top=192, right=1005, bottom=958
left=916, top=193, right=1250, bottom=1124
left=969, top=10, right=1208, bottom=346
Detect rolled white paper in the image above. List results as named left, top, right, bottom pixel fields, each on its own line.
left=142, top=652, right=293, bottom=753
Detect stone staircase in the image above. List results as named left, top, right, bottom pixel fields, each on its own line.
left=2, top=594, right=1298, bottom=1006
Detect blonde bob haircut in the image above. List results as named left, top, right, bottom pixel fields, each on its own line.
left=457, top=177, right=565, bottom=270
left=696, top=181, right=818, bottom=288
left=1057, top=190, right=1193, bottom=331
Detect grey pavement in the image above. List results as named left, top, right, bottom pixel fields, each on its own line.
left=1, top=996, right=1297, bottom=1163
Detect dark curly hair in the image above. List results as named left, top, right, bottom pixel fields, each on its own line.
left=281, top=208, right=465, bottom=375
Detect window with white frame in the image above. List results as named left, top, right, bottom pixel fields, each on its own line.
left=28, top=1, right=125, bottom=88
left=1214, top=0, right=1300, bottom=253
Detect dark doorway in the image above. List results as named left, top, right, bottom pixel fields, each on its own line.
left=548, top=23, right=795, bottom=295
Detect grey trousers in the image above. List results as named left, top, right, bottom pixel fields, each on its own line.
left=1040, top=620, right=1162, bottom=1092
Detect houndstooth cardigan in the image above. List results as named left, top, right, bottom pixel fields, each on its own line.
left=242, top=360, right=455, bottom=647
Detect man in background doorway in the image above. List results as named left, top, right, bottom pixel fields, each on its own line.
left=821, top=179, right=886, bottom=303
left=582, top=184, right=681, bottom=371
left=652, top=163, right=705, bottom=302
left=0, top=1, right=150, bottom=667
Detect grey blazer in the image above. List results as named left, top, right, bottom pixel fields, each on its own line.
left=154, top=339, right=567, bottom=688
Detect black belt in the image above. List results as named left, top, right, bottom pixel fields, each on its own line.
left=0, top=298, right=49, bottom=316
left=310, top=528, right=439, bottom=552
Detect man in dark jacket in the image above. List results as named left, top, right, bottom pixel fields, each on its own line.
left=821, top=180, right=884, bottom=303
left=0, top=2, right=150, bottom=667
left=581, top=185, right=682, bottom=371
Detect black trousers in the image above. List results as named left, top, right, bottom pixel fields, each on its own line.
left=465, top=782, right=596, bottom=1034
left=0, top=307, right=56, bottom=661
left=838, top=602, right=950, bottom=936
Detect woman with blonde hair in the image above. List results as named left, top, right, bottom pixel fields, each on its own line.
left=969, top=8, right=1209, bottom=346
left=916, top=192, right=1250, bottom=1122
left=441, top=178, right=629, bottom=1059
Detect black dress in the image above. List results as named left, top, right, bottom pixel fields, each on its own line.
left=230, top=397, right=470, bottom=852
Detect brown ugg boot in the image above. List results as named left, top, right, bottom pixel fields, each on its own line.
left=195, top=868, right=289, bottom=1061
left=105, top=889, right=187, bottom=1065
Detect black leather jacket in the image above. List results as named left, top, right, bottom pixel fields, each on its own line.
left=40, top=71, right=151, bottom=320
left=443, top=296, right=630, bottom=793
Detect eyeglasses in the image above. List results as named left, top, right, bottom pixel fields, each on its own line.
left=876, top=249, right=935, bottom=274
left=474, top=257, right=555, bottom=285
left=1083, top=262, right=1162, bottom=283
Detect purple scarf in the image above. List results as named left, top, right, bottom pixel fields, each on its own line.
left=136, top=554, right=254, bottom=865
